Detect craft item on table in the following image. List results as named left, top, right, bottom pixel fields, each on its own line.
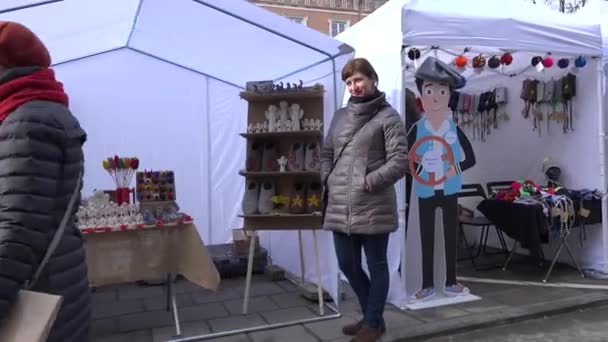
left=77, top=191, right=144, bottom=232
left=136, top=170, right=176, bottom=202
left=277, top=155, right=288, bottom=172
left=102, top=156, right=139, bottom=205
left=265, top=104, right=278, bottom=132
left=289, top=103, right=304, bottom=131
left=139, top=201, right=185, bottom=226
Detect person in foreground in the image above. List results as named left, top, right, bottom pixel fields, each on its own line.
left=0, top=21, right=90, bottom=341
left=321, top=58, right=407, bottom=342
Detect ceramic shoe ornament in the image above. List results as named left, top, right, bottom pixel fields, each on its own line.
left=304, top=143, right=321, bottom=171
left=242, top=180, right=260, bottom=214
left=257, top=181, right=275, bottom=214
left=287, top=142, right=305, bottom=171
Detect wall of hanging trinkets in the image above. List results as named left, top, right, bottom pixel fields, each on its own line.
left=449, top=87, right=509, bottom=143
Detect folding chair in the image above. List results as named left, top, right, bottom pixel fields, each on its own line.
left=458, top=184, right=509, bottom=259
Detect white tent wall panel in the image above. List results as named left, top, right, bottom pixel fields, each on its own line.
left=207, top=79, right=248, bottom=244
left=0, top=0, right=138, bottom=64
left=53, top=48, right=212, bottom=242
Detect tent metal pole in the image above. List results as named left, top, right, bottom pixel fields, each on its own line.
left=51, top=47, right=127, bottom=67
left=127, top=0, right=145, bottom=46
left=0, top=0, right=63, bottom=14
left=273, top=49, right=353, bottom=85
left=595, top=58, right=608, bottom=274
left=127, top=47, right=244, bottom=89
left=191, top=0, right=333, bottom=60
left=399, top=47, right=408, bottom=308
left=204, top=77, right=214, bottom=244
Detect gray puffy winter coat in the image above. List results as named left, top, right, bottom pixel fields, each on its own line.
left=0, top=68, right=90, bottom=342
left=321, top=93, right=407, bottom=235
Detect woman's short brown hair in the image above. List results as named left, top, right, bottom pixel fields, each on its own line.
left=341, top=58, right=379, bottom=83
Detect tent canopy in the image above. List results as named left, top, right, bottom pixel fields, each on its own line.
left=0, top=0, right=354, bottom=88
left=402, top=0, right=603, bottom=56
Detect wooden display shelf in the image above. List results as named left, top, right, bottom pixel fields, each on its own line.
left=240, top=131, right=322, bottom=139
left=239, top=213, right=322, bottom=230
left=240, top=90, right=324, bottom=102
left=239, top=170, right=320, bottom=177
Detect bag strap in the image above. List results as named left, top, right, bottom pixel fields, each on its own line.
left=25, top=169, right=83, bottom=290
left=324, top=104, right=387, bottom=185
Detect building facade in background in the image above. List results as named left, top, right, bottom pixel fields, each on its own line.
left=249, top=0, right=388, bottom=36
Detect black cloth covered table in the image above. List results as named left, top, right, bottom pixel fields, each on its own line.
left=477, top=200, right=548, bottom=263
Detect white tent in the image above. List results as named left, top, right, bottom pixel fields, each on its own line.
left=339, top=0, right=607, bottom=308
left=0, top=0, right=355, bottom=301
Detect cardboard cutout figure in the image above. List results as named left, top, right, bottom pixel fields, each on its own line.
left=407, top=57, right=476, bottom=302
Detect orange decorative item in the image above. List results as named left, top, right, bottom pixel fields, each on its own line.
left=472, top=54, right=486, bottom=68
left=454, top=55, right=468, bottom=68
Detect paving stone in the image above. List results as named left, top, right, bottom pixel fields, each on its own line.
left=457, top=299, right=506, bottom=314
left=260, top=306, right=318, bottom=324
left=118, top=310, right=173, bottom=332
left=415, top=306, right=470, bottom=322
left=143, top=292, right=195, bottom=311
left=92, top=318, right=119, bottom=336
left=383, top=307, right=426, bottom=326
left=93, top=299, right=145, bottom=319
left=118, top=284, right=165, bottom=300
left=191, top=288, right=242, bottom=304
left=224, top=296, right=278, bottom=315
left=152, top=321, right=210, bottom=342
left=276, top=280, right=299, bottom=292
left=249, top=282, right=285, bottom=296
left=208, top=313, right=266, bottom=333
left=304, top=315, right=357, bottom=340
left=209, top=334, right=251, bottom=342
left=250, top=325, right=318, bottom=342
left=270, top=292, right=311, bottom=309
left=92, top=330, right=152, bottom=342
left=177, top=301, right=230, bottom=322
left=92, top=289, right=118, bottom=305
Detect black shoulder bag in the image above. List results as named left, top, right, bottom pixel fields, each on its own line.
left=321, top=104, right=388, bottom=222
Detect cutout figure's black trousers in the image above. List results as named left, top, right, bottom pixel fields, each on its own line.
left=418, top=190, right=458, bottom=289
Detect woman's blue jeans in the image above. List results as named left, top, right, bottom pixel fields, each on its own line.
left=333, top=232, right=390, bottom=329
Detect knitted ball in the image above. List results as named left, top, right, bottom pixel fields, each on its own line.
left=488, top=56, right=501, bottom=69
left=500, top=53, right=513, bottom=65
left=531, top=56, right=542, bottom=67
left=472, top=54, right=486, bottom=68
left=454, top=55, right=468, bottom=68
left=408, top=48, right=421, bottom=60
left=557, top=58, right=570, bottom=69
left=542, top=56, right=554, bottom=68
left=574, top=56, right=587, bottom=68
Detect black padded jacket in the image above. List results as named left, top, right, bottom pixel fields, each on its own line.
left=0, top=67, right=91, bottom=342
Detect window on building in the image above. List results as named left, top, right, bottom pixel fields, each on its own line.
left=329, top=19, right=349, bottom=37
left=285, top=16, right=307, bottom=26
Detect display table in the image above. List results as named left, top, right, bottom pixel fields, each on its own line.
left=83, top=223, right=220, bottom=336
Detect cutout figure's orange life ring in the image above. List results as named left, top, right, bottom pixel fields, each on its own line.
left=408, top=135, right=455, bottom=187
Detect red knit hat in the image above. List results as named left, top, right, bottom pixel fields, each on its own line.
left=0, top=21, right=51, bottom=68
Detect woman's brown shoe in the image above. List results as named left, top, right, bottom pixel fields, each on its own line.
left=342, top=320, right=364, bottom=336
left=351, top=323, right=385, bottom=342
left=342, top=321, right=385, bottom=336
